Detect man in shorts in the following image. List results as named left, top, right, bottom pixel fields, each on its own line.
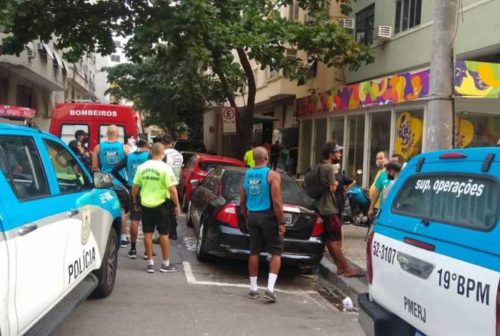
left=240, top=147, right=285, bottom=302
left=131, top=143, right=181, bottom=273
left=112, top=135, right=150, bottom=259
left=315, top=141, right=362, bottom=277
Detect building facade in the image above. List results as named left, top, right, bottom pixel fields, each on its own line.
left=0, top=36, right=97, bottom=130
left=232, top=0, right=346, bottom=170
left=295, top=0, right=500, bottom=186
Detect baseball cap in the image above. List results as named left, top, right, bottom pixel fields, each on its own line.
left=332, top=145, right=344, bottom=152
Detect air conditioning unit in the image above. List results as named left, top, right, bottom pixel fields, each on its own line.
left=341, top=18, right=355, bottom=31
left=26, top=43, right=35, bottom=59
left=373, top=25, right=393, bottom=42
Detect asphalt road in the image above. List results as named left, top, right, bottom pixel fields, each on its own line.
left=56, top=214, right=364, bottom=336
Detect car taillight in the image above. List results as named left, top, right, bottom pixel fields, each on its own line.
left=496, top=280, right=500, bottom=336
left=215, top=203, right=239, bottom=228
left=367, top=230, right=374, bottom=285
left=311, top=216, right=324, bottom=237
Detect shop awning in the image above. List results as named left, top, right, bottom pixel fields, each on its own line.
left=40, top=42, right=53, bottom=59
left=252, top=113, right=279, bottom=123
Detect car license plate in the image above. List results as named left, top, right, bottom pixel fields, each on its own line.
left=283, top=213, right=293, bottom=227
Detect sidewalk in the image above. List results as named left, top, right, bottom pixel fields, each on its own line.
left=318, top=224, right=369, bottom=309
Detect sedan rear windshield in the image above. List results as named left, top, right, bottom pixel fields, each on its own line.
left=199, top=161, right=239, bottom=172
left=224, top=172, right=312, bottom=206
left=392, top=174, right=498, bottom=231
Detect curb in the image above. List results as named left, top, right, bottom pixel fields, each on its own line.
left=318, top=254, right=368, bottom=308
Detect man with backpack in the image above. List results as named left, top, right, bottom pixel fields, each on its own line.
left=305, top=141, right=362, bottom=277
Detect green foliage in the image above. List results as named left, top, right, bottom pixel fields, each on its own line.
left=1, top=0, right=371, bottom=149
left=105, top=55, right=225, bottom=141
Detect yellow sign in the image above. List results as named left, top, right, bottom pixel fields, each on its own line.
left=455, top=117, right=474, bottom=148
left=395, top=112, right=422, bottom=160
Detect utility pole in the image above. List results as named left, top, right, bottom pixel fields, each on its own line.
left=424, top=0, right=460, bottom=152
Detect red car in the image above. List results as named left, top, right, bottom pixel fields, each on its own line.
left=179, top=153, right=244, bottom=213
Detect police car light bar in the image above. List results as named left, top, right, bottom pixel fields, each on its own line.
left=0, top=105, right=37, bottom=120
left=439, top=152, right=467, bottom=159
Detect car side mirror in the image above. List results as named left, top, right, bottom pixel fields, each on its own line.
left=94, top=172, right=114, bottom=189
left=190, top=179, right=200, bottom=188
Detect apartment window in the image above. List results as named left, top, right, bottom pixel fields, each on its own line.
left=355, top=4, right=375, bottom=46
left=288, top=1, right=300, bottom=21
left=110, top=54, right=121, bottom=62
left=113, top=40, right=121, bottom=48
left=395, top=0, right=422, bottom=34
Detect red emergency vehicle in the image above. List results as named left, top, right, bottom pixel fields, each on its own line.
left=49, top=102, right=141, bottom=151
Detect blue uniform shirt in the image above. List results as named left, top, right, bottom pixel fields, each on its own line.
left=126, top=151, right=149, bottom=187
left=243, top=166, right=272, bottom=212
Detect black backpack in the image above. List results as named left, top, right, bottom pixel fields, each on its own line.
left=304, top=164, right=327, bottom=199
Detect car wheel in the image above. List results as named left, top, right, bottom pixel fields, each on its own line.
left=182, top=190, right=188, bottom=212
left=196, top=219, right=209, bottom=262
left=90, top=229, right=118, bottom=298
left=186, top=201, right=194, bottom=227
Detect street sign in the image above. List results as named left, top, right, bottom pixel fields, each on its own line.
left=222, top=107, right=237, bottom=134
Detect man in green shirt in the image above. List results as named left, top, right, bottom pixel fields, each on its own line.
left=131, top=143, right=181, bottom=273
left=243, top=142, right=257, bottom=168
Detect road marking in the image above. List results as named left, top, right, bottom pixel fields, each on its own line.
left=182, top=261, right=337, bottom=312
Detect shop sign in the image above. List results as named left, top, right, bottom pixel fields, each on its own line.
left=222, top=107, right=237, bottom=134
left=394, top=111, right=423, bottom=160
left=455, top=60, right=500, bottom=98
left=455, top=117, right=474, bottom=148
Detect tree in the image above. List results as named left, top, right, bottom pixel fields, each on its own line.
left=105, top=53, right=226, bottom=141
left=1, top=0, right=372, bottom=153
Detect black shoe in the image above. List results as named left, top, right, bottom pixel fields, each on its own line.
left=127, top=248, right=137, bottom=259
left=263, top=290, right=277, bottom=303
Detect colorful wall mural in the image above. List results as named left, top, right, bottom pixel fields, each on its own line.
left=296, top=60, right=500, bottom=117
left=455, top=60, right=500, bottom=98
left=296, top=69, right=430, bottom=117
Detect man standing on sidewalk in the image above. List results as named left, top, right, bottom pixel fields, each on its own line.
left=240, top=147, right=285, bottom=302
left=315, top=141, right=361, bottom=277
left=131, top=143, right=181, bottom=273
left=112, top=135, right=150, bottom=259
left=162, top=134, right=183, bottom=240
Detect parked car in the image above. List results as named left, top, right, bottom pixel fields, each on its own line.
left=179, top=153, right=244, bottom=212
left=180, top=151, right=197, bottom=168
left=359, top=147, right=500, bottom=336
left=187, top=166, right=325, bottom=268
left=174, top=139, right=207, bottom=153
left=0, top=123, right=122, bottom=335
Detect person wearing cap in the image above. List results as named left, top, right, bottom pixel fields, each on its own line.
left=112, top=134, right=150, bottom=259
left=315, top=141, right=362, bottom=277
left=161, top=134, right=183, bottom=240
left=368, top=153, right=405, bottom=221
left=68, top=129, right=91, bottom=171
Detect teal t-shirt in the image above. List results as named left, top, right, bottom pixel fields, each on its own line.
left=374, top=170, right=391, bottom=206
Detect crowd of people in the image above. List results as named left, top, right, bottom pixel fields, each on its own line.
left=67, top=127, right=405, bottom=301
left=243, top=141, right=296, bottom=175
left=68, top=126, right=183, bottom=273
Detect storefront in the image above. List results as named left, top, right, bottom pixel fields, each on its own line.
left=296, top=60, right=500, bottom=187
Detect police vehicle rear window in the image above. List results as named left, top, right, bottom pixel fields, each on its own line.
left=392, top=174, right=498, bottom=231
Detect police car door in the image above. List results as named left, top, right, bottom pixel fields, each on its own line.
left=0, top=135, right=69, bottom=333
left=40, top=139, right=100, bottom=295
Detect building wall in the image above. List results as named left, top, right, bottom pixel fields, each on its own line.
left=345, top=0, right=500, bottom=83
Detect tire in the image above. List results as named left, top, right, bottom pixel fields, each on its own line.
left=182, top=190, right=188, bottom=212
left=90, top=228, right=118, bottom=298
left=186, top=201, right=194, bottom=228
left=195, top=219, right=209, bottom=262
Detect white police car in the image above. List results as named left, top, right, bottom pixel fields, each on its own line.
left=0, top=124, right=122, bottom=335
left=359, top=147, right=500, bottom=336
